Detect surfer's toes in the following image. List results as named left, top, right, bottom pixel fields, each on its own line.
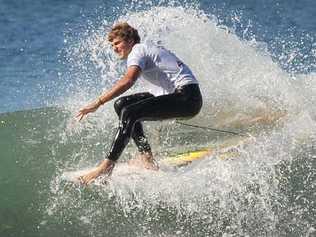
left=145, top=160, right=159, bottom=171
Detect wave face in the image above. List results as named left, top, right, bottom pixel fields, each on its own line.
left=0, top=2, right=315, bottom=237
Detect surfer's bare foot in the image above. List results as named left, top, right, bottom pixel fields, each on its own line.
left=128, top=152, right=159, bottom=171
left=79, top=159, right=115, bottom=185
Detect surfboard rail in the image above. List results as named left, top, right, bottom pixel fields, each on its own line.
left=161, top=136, right=254, bottom=166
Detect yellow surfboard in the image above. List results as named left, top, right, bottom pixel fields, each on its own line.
left=62, top=136, right=254, bottom=184
left=162, top=136, right=253, bottom=167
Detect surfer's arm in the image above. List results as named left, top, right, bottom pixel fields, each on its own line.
left=76, top=66, right=141, bottom=121
left=97, top=65, right=140, bottom=105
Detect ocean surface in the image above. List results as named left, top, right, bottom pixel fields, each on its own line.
left=0, top=0, right=315, bottom=236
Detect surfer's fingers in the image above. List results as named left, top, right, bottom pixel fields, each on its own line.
left=78, top=176, right=82, bottom=181
left=78, top=176, right=85, bottom=185
left=78, top=176, right=90, bottom=186
left=87, top=178, right=95, bottom=185
left=75, top=113, right=85, bottom=122
left=75, top=111, right=82, bottom=119
left=78, top=114, right=84, bottom=121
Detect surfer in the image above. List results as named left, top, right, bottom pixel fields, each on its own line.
left=76, top=22, right=202, bottom=184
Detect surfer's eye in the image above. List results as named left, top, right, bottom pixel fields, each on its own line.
left=112, top=40, right=122, bottom=47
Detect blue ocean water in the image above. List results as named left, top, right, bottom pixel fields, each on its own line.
left=0, top=1, right=316, bottom=237
left=0, top=0, right=112, bottom=113
left=0, top=0, right=315, bottom=113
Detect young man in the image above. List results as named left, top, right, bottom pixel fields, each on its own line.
left=76, top=22, right=202, bottom=184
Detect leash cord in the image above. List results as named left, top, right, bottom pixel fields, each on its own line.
left=175, top=121, right=248, bottom=137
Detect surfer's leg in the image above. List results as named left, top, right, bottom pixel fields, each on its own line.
left=122, top=84, right=203, bottom=122
left=113, top=93, right=154, bottom=154
left=106, top=84, right=202, bottom=162
left=113, top=93, right=154, bottom=115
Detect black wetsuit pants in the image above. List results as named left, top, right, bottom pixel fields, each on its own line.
left=107, top=84, right=203, bottom=161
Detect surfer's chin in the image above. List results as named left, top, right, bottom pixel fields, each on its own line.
left=115, top=54, right=126, bottom=60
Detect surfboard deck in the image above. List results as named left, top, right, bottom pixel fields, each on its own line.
left=61, top=136, right=253, bottom=185
left=161, top=136, right=253, bottom=167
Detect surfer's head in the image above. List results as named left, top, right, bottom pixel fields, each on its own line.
left=108, top=22, right=140, bottom=59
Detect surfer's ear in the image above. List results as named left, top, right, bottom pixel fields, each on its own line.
left=127, top=39, right=135, bottom=45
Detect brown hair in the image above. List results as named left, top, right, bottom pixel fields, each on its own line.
left=108, top=22, right=140, bottom=43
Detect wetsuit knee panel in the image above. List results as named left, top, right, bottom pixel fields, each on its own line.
left=114, top=97, right=126, bottom=115
left=120, top=106, right=137, bottom=124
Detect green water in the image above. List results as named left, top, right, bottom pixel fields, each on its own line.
left=0, top=108, right=64, bottom=236
left=0, top=107, right=315, bottom=237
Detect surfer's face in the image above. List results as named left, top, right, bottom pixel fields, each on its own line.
left=111, top=37, right=134, bottom=59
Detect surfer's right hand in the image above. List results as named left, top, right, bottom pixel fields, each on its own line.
left=76, top=100, right=101, bottom=121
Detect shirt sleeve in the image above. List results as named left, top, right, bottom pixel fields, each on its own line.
left=127, top=44, right=146, bottom=70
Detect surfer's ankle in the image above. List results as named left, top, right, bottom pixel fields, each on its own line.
left=98, top=159, right=115, bottom=173
left=128, top=152, right=158, bottom=170
left=139, top=152, right=153, bottom=161
left=140, top=152, right=159, bottom=170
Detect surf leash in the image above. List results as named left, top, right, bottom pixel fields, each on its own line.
left=175, top=121, right=248, bottom=137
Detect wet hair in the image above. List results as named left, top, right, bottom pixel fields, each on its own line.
left=108, top=22, right=140, bottom=43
